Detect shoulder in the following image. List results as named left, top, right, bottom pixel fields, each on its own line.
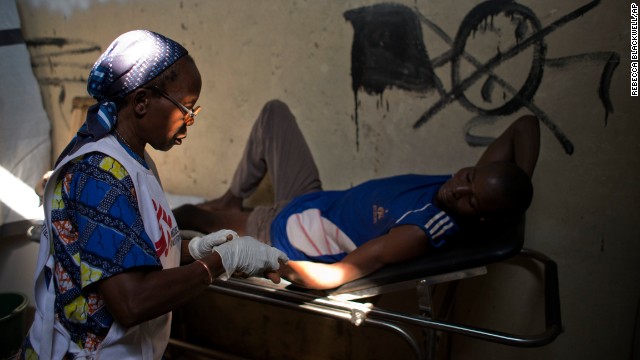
left=358, top=174, right=451, bottom=188
left=63, top=152, right=132, bottom=181
left=58, top=152, right=136, bottom=202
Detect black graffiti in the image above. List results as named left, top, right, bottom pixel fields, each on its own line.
left=544, top=52, right=620, bottom=126
left=344, top=0, right=620, bottom=155
left=344, top=3, right=440, bottom=150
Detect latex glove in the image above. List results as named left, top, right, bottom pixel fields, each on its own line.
left=213, top=236, right=289, bottom=281
left=188, top=229, right=239, bottom=259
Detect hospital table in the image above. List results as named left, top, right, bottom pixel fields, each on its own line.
left=169, top=219, right=562, bottom=359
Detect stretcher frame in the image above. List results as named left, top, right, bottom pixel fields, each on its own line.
left=170, top=220, right=563, bottom=359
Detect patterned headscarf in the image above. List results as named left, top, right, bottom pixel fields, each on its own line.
left=55, top=30, right=188, bottom=165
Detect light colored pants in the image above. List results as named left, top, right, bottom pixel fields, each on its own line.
left=232, top=100, right=322, bottom=244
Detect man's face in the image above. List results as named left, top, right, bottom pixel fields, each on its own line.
left=435, top=164, right=511, bottom=222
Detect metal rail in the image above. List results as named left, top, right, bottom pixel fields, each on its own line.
left=202, top=248, right=562, bottom=359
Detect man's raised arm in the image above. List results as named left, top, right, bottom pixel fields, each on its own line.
left=476, top=115, right=541, bottom=178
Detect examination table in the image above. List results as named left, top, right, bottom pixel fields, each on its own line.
left=167, top=219, right=562, bottom=360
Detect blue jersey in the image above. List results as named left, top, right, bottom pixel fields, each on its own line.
left=271, top=174, right=458, bottom=263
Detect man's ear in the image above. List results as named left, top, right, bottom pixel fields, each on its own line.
left=133, top=89, right=149, bottom=116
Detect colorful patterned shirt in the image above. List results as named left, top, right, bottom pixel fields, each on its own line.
left=46, top=152, right=161, bottom=352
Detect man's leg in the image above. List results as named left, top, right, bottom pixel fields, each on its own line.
left=172, top=204, right=251, bottom=235
left=229, top=99, right=322, bottom=203
left=201, top=100, right=321, bottom=211
left=188, top=100, right=322, bottom=243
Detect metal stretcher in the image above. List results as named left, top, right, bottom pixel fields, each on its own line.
left=169, top=220, right=563, bottom=360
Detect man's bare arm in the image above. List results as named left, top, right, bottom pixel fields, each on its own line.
left=476, top=115, right=541, bottom=178
left=279, top=225, right=428, bottom=289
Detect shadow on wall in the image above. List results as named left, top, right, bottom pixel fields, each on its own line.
left=344, top=0, right=619, bottom=155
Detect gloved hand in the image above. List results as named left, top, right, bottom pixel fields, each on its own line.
left=213, top=236, right=289, bottom=281
left=188, top=229, right=239, bottom=260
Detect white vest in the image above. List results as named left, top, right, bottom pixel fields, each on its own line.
left=28, top=135, right=181, bottom=359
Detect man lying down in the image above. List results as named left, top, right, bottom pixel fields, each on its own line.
left=174, top=100, right=540, bottom=290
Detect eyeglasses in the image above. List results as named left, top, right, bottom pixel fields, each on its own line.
left=148, top=85, right=201, bottom=126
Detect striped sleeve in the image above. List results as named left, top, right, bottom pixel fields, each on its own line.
left=395, top=204, right=458, bottom=247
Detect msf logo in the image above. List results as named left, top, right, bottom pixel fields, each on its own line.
left=153, top=199, right=173, bottom=258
